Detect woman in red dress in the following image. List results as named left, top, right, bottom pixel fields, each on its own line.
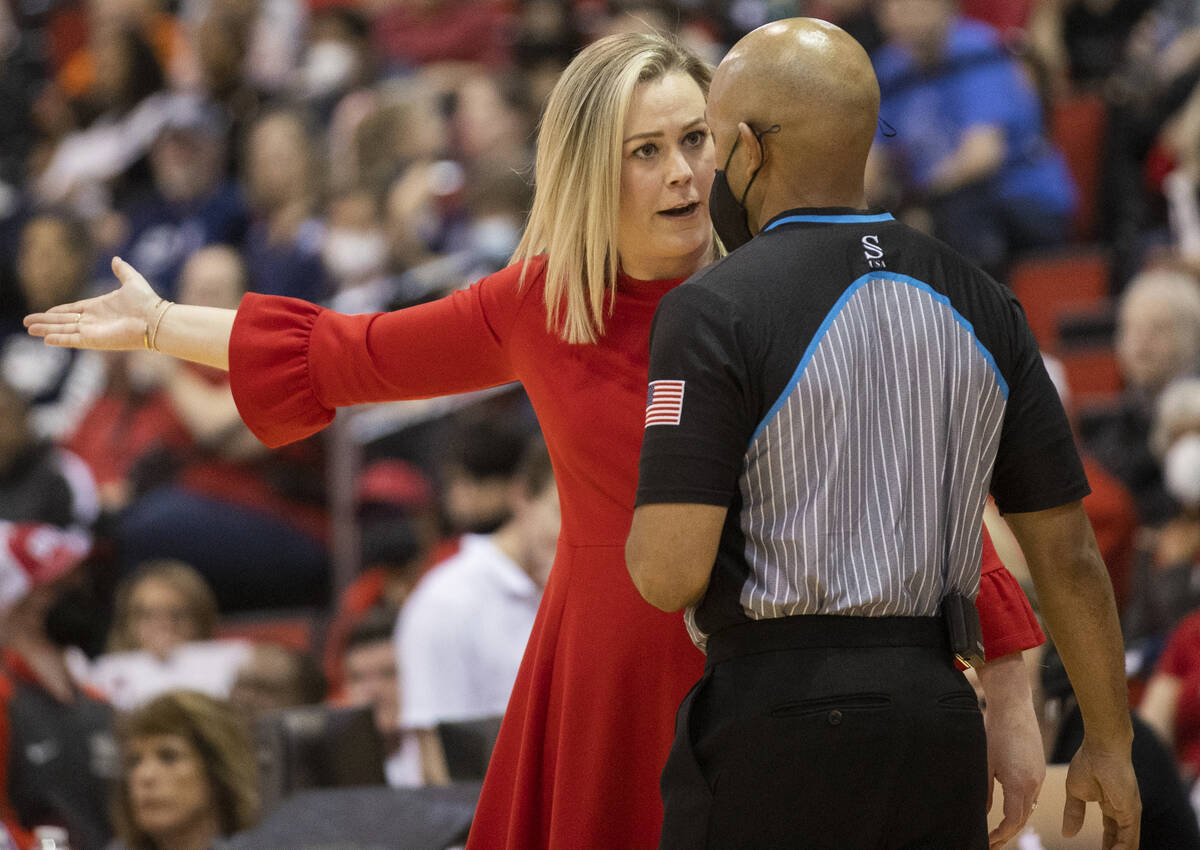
left=28, top=33, right=1046, bottom=850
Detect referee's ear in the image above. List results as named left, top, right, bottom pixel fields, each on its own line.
left=735, top=122, right=763, bottom=172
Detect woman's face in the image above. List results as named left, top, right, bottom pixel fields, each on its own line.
left=129, top=578, right=198, bottom=658
left=617, top=71, right=715, bottom=281
left=1117, top=293, right=1191, bottom=394
left=126, top=734, right=216, bottom=842
left=247, top=115, right=310, bottom=209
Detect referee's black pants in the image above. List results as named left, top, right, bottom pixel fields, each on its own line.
left=658, top=616, right=989, bottom=850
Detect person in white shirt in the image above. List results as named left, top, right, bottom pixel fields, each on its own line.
left=341, top=607, right=422, bottom=787
left=86, top=560, right=250, bottom=710
left=397, top=436, right=558, bottom=785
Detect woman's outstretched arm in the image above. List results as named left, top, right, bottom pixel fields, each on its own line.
left=24, top=257, right=236, bottom=370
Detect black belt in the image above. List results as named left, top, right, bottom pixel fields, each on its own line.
left=704, top=614, right=950, bottom=667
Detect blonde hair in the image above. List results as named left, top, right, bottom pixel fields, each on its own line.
left=112, top=691, right=259, bottom=849
left=108, top=560, right=219, bottom=653
left=513, top=32, right=712, bottom=344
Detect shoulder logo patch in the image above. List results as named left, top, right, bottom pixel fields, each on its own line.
left=645, top=380, right=685, bottom=427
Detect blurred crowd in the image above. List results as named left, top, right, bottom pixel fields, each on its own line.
left=1, top=0, right=1200, bottom=847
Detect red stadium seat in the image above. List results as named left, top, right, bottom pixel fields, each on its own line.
left=1009, top=247, right=1110, bottom=352
left=1051, top=93, right=1107, bottom=242
left=1057, top=346, right=1123, bottom=409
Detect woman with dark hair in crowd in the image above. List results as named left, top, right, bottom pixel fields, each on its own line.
left=110, top=690, right=258, bottom=850
left=27, top=31, right=1046, bottom=850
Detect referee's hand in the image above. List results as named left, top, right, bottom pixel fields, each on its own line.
left=1063, top=740, right=1141, bottom=850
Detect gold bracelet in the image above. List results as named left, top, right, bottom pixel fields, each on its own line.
left=143, top=298, right=165, bottom=350
left=147, top=299, right=174, bottom=352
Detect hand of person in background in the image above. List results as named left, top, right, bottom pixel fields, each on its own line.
left=24, top=257, right=161, bottom=351
left=1063, top=741, right=1141, bottom=850
left=977, top=652, right=1046, bottom=848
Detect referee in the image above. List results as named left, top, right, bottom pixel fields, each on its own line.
left=626, top=18, right=1140, bottom=850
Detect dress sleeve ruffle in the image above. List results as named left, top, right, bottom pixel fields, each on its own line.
left=229, top=265, right=535, bottom=449
left=229, top=293, right=330, bottom=448
left=976, top=529, right=1045, bottom=660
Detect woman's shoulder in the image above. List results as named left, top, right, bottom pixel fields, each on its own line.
left=470, top=256, right=548, bottom=333
left=476, top=255, right=548, bottom=293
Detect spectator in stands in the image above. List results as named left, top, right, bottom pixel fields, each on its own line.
left=63, top=348, right=193, bottom=513
left=229, top=643, right=326, bottom=722
left=510, top=0, right=581, bottom=107
left=1026, top=0, right=1152, bottom=95
left=242, top=108, right=328, bottom=303
left=295, top=6, right=375, bottom=124
left=0, top=522, right=90, bottom=617
left=1038, top=640, right=1200, bottom=847
left=2, top=211, right=106, bottom=441
left=111, top=690, right=259, bottom=850
left=337, top=80, right=446, bottom=199
left=322, top=186, right=390, bottom=309
left=0, top=537, right=114, bottom=850
left=116, top=246, right=329, bottom=611
left=0, top=4, right=35, bottom=201
left=323, top=512, right=428, bottom=697
left=1139, top=602, right=1200, bottom=785
left=85, top=560, right=250, bottom=711
left=397, top=437, right=557, bottom=785
left=452, top=72, right=535, bottom=170
left=868, top=0, right=1077, bottom=278
left=372, top=0, right=513, bottom=71
left=1124, top=378, right=1200, bottom=641
left=116, top=94, right=248, bottom=301
left=35, top=23, right=169, bottom=212
left=187, top=0, right=262, bottom=165
left=1084, top=267, right=1200, bottom=524
left=458, top=160, right=534, bottom=282
left=340, top=607, right=421, bottom=787
left=0, top=378, right=98, bottom=532
left=438, top=415, right=535, bottom=536
left=1040, top=354, right=1140, bottom=614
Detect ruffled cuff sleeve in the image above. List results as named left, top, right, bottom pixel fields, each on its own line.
left=229, top=293, right=331, bottom=448
left=976, top=531, right=1045, bottom=661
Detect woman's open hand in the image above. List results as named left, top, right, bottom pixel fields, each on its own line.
left=24, top=257, right=162, bottom=351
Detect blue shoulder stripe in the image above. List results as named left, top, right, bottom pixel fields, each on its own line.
left=748, top=271, right=1008, bottom=447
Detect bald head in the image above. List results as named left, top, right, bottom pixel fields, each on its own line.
left=708, top=19, right=880, bottom=225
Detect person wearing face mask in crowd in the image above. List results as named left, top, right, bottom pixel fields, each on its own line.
left=322, top=187, right=391, bottom=314
left=295, top=7, right=373, bottom=125
left=25, top=32, right=1051, bottom=850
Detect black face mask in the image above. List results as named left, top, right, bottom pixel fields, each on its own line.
left=708, top=124, right=778, bottom=252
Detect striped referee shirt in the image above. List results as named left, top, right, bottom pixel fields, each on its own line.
left=635, top=208, right=1089, bottom=651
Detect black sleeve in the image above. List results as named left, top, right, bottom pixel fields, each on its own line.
left=635, top=285, right=756, bottom=507
left=989, top=296, right=1090, bottom=513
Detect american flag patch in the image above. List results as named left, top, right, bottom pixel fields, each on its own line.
left=645, top=380, right=685, bottom=427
